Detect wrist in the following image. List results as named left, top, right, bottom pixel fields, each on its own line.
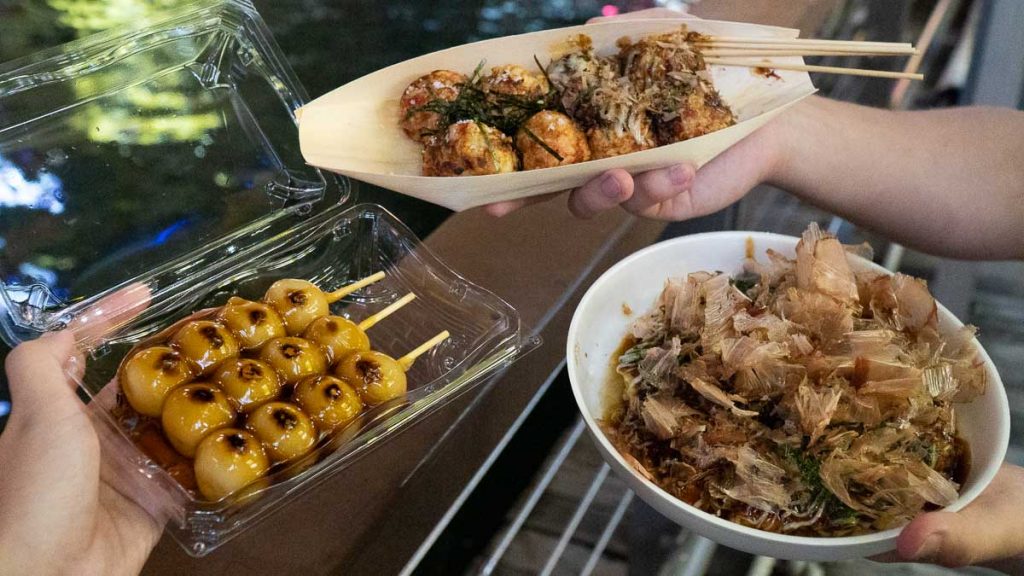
left=759, top=96, right=810, bottom=187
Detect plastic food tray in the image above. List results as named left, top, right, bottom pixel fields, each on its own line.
left=0, top=0, right=537, bottom=556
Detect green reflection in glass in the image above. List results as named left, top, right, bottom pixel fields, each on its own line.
left=47, top=0, right=224, bottom=145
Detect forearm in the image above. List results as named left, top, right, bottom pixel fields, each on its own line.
left=766, top=97, right=1024, bottom=260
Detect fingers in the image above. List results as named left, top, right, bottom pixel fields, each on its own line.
left=568, top=169, right=634, bottom=218
left=622, top=164, right=696, bottom=218
left=566, top=164, right=698, bottom=220
left=587, top=8, right=692, bottom=24
left=5, top=283, right=154, bottom=420
left=69, top=282, right=151, bottom=345
left=896, top=465, right=1024, bottom=568
left=4, top=331, right=80, bottom=421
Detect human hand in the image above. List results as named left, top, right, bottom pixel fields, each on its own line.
left=889, top=463, right=1024, bottom=573
left=484, top=7, right=787, bottom=220
left=0, top=286, right=163, bottom=576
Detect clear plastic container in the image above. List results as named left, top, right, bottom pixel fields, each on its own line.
left=0, top=0, right=537, bottom=556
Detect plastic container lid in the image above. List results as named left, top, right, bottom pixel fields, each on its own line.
left=0, top=0, right=346, bottom=346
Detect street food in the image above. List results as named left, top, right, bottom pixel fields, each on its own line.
left=119, top=346, right=194, bottom=417
left=294, top=375, right=364, bottom=433
left=603, top=224, right=984, bottom=536
left=113, top=272, right=452, bottom=501
left=161, top=383, right=236, bottom=458
left=212, top=358, right=282, bottom=413
left=245, top=402, right=318, bottom=463
left=194, top=429, right=271, bottom=501
left=399, top=28, right=735, bottom=175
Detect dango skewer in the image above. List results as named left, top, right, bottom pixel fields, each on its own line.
left=264, top=271, right=386, bottom=335
left=334, top=330, right=450, bottom=407
left=302, top=292, right=417, bottom=362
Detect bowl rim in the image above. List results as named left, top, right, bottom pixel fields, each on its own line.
left=566, top=229, right=1010, bottom=548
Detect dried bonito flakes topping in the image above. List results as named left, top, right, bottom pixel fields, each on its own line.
left=606, top=223, right=984, bottom=536
left=400, top=28, right=736, bottom=176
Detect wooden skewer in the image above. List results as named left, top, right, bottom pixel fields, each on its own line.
left=704, top=50, right=912, bottom=58
left=701, top=36, right=915, bottom=50
left=357, top=293, right=416, bottom=331
left=325, top=271, right=386, bottom=303
left=702, top=49, right=919, bottom=58
left=703, top=58, right=924, bottom=80
left=398, top=330, right=450, bottom=371
left=700, top=43, right=917, bottom=56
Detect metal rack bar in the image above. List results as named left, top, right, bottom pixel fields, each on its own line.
left=539, top=464, right=611, bottom=576
left=479, top=419, right=586, bottom=575
left=579, top=488, right=634, bottom=576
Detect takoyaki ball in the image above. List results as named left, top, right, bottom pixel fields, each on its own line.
left=654, top=83, right=736, bottom=144
left=218, top=297, right=286, bottom=350
left=546, top=51, right=602, bottom=113
left=515, top=111, right=591, bottom=170
left=264, top=279, right=330, bottom=335
left=301, top=315, right=370, bottom=364
left=422, top=120, right=518, bottom=177
left=161, top=383, right=236, bottom=458
left=294, top=375, right=363, bottom=433
left=194, top=428, right=270, bottom=501
left=586, top=116, right=656, bottom=160
left=480, top=64, right=549, bottom=101
left=120, top=346, right=194, bottom=417
left=169, top=320, right=239, bottom=376
left=245, top=402, right=317, bottom=463
left=399, top=70, right=466, bottom=142
left=212, top=358, right=282, bottom=413
left=620, top=32, right=705, bottom=92
left=333, top=350, right=407, bottom=407
left=258, top=337, right=328, bottom=385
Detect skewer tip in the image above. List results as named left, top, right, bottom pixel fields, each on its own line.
left=398, top=330, right=451, bottom=371
left=326, top=271, right=387, bottom=303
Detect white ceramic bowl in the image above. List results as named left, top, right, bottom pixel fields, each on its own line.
left=566, top=231, right=1010, bottom=561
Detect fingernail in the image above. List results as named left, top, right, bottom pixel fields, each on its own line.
left=669, top=164, right=691, bottom=186
left=910, top=534, right=942, bottom=561
left=601, top=174, right=621, bottom=199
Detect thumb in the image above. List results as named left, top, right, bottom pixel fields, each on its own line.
left=896, top=465, right=1024, bottom=568
left=4, top=331, right=81, bottom=424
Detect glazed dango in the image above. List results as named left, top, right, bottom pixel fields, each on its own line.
left=119, top=346, right=194, bottom=417
left=110, top=271, right=450, bottom=503
left=335, top=331, right=450, bottom=406
left=161, top=383, right=236, bottom=458
left=334, top=350, right=408, bottom=407
left=263, top=272, right=386, bottom=335
left=263, top=280, right=330, bottom=336
left=245, top=402, right=317, bottom=462
left=194, top=429, right=270, bottom=501
left=258, top=337, right=328, bottom=385
left=212, top=358, right=281, bottom=412
left=170, top=320, right=239, bottom=375
left=302, top=316, right=370, bottom=364
left=294, top=375, right=364, bottom=433
left=218, top=297, right=286, bottom=350
left=301, top=293, right=416, bottom=362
